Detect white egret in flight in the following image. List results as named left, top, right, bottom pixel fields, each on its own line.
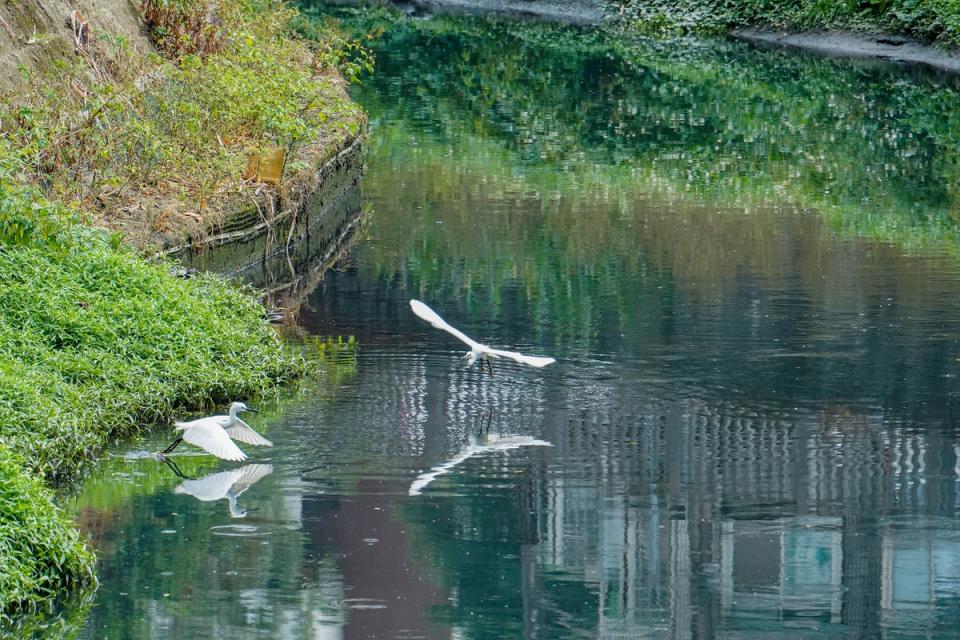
left=160, top=402, right=272, bottom=461
left=410, top=299, right=555, bottom=374
left=409, top=433, right=552, bottom=496
left=174, top=464, right=274, bottom=518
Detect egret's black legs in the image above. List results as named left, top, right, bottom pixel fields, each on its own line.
left=160, top=456, right=192, bottom=479
left=161, top=436, right=183, bottom=455
left=485, top=358, right=494, bottom=376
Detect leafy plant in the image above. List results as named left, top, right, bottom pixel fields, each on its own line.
left=605, top=0, right=960, bottom=46
left=142, top=0, right=226, bottom=58
left=0, top=447, right=95, bottom=624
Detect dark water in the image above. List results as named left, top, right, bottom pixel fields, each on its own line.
left=62, top=6, right=960, bottom=639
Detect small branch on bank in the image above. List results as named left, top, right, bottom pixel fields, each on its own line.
left=0, top=15, right=16, bottom=41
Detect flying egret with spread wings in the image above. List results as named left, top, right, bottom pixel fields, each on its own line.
left=174, top=464, right=274, bottom=518
left=410, top=299, right=555, bottom=373
left=160, top=402, right=272, bottom=461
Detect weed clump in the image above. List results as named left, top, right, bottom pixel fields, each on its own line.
left=142, top=0, right=226, bottom=58
left=0, top=447, right=95, bottom=624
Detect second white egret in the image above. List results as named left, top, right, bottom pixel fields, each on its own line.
left=410, top=299, right=555, bottom=373
left=160, top=401, right=272, bottom=461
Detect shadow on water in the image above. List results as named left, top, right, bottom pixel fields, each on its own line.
left=175, top=169, right=366, bottom=325
left=46, top=5, right=960, bottom=639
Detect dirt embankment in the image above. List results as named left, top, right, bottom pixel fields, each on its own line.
left=1, top=1, right=367, bottom=255
left=0, top=1, right=151, bottom=91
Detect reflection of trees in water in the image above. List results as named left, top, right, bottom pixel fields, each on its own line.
left=301, top=255, right=960, bottom=634
left=70, top=460, right=345, bottom=638
left=354, top=122, right=960, bottom=421
left=177, top=178, right=365, bottom=327
left=326, top=10, right=960, bottom=426
left=335, top=5, right=960, bottom=250
left=61, top=341, right=361, bottom=639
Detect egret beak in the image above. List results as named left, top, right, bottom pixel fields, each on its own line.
left=245, top=407, right=259, bottom=414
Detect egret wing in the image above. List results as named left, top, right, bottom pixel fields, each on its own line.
left=182, top=422, right=247, bottom=461
left=225, top=419, right=273, bottom=447
left=228, top=463, right=273, bottom=497
left=174, top=469, right=243, bottom=500
left=410, top=299, right=479, bottom=348
left=408, top=448, right=479, bottom=496
left=174, top=417, right=209, bottom=431
left=487, top=348, right=555, bottom=368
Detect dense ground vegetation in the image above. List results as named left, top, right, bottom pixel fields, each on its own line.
left=3, top=0, right=368, bottom=249
left=0, top=0, right=367, bottom=620
left=607, top=0, right=960, bottom=45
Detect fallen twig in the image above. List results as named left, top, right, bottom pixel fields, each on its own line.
left=0, top=15, right=17, bottom=41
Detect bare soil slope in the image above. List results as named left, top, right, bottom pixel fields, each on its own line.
left=0, top=1, right=151, bottom=91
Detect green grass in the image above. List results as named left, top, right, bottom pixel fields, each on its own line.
left=0, top=0, right=369, bottom=617
left=0, top=237, right=306, bottom=481
left=0, top=34, right=320, bottom=621
left=0, top=447, right=95, bottom=623
left=608, top=0, right=960, bottom=46
left=0, top=171, right=306, bottom=618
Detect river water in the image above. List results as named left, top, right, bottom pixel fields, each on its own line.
left=62, top=5, right=960, bottom=639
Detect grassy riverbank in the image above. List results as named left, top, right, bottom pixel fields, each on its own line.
left=607, top=0, right=960, bottom=45
left=0, top=0, right=367, bottom=620
left=0, top=166, right=307, bottom=620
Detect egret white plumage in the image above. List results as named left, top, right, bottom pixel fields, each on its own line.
left=409, top=433, right=552, bottom=496
left=410, top=299, right=555, bottom=373
left=174, top=464, right=273, bottom=517
left=160, top=402, right=272, bottom=461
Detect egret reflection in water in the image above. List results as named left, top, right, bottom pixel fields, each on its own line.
left=409, top=433, right=552, bottom=496
left=173, top=464, right=274, bottom=518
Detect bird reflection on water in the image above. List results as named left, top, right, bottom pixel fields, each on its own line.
left=408, top=431, right=552, bottom=496
left=162, top=460, right=274, bottom=518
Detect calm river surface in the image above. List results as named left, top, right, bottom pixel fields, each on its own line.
left=64, top=5, right=960, bottom=639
